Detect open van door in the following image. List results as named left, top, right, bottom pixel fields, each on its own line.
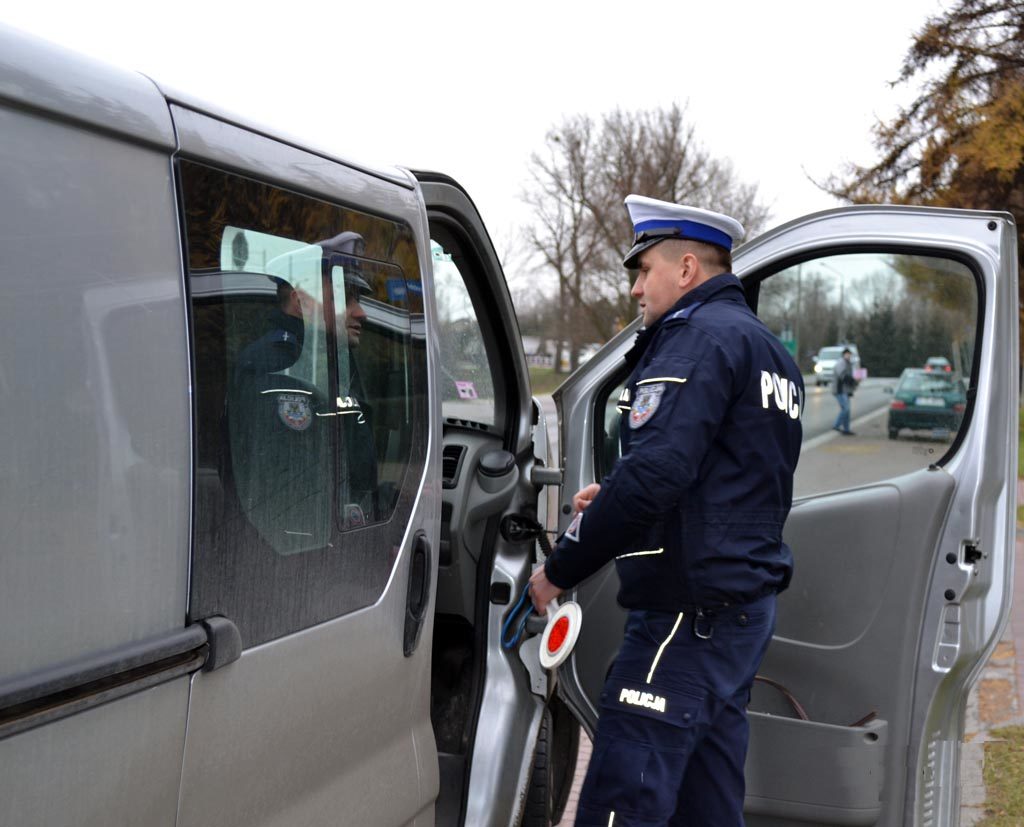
left=553, top=206, right=1018, bottom=827
left=415, top=173, right=576, bottom=826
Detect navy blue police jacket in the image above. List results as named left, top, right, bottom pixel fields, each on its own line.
left=544, top=273, right=803, bottom=610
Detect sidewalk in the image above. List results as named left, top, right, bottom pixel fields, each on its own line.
left=959, top=477, right=1024, bottom=824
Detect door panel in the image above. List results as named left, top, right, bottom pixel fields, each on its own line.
left=173, top=108, right=440, bottom=826
left=177, top=609, right=439, bottom=826
left=1, top=681, right=190, bottom=827
left=555, top=206, right=1017, bottom=826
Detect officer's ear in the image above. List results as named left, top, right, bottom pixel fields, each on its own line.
left=677, top=251, right=702, bottom=288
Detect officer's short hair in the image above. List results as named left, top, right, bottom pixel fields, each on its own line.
left=656, top=239, right=732, bottom=274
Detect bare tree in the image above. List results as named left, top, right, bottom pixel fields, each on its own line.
left=522, top=104, right=771, bottom=371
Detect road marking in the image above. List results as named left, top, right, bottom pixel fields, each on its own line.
left=801, top=405, right=889, bottom=454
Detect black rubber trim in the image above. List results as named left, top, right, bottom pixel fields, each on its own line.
left=0, top=625, right=209, bottom=740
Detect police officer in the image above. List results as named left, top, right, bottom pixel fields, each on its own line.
left=235, top=276, right=307, bottom=374
left=317, top=231, right=380, bottom=525
left=229, top=276, right=331, bottom=553
left=530, top=195, right=803, bottom=826
left=335, top=261, right=379, bottom=525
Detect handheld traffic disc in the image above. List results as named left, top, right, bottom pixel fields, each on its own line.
left=539, top=601, right=582, bottom=670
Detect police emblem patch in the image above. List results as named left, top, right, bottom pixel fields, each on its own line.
left=565, top=510, right=583, bottom=543
left=277, top=393, right=313, bottom=431
left=629, top=382, right=666, bottom=429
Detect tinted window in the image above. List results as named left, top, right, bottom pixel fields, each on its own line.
left=181, top=161, right=428, bottom=647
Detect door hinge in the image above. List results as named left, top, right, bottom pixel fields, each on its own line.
left=530, top=466, right=562, bottom=486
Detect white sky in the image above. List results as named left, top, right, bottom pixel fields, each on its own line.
left=5, top=0, right=945, bottom=287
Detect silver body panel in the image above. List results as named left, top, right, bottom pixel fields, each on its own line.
left=0, top=680, right=190, bottom=827
left=0, top=25, right=175, bottom=149
left=1, top=26, right=192, bottom=824
left=158, top=83, right=413, bottom=190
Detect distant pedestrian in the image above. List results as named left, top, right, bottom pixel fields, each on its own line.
left=832, top=348, right=857, bottom=435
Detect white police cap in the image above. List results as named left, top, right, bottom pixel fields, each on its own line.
left=623, top=195, right=744, bottom=269
left=318, top=231, right=372, bottom=294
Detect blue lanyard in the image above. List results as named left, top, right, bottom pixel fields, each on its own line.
left=501, top=585, right=536, bottom=650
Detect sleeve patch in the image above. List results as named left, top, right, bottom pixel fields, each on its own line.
left=629, top=382, right=667, bottom=429
left=565, top=510, right=583, bottom=542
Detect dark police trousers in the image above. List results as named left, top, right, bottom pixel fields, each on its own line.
left=575, top=594, right=776, bottom=827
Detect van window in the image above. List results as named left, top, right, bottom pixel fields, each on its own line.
left=180, top=161, right=428, bottom=647
left=756, top=251, right=977, bottom=496
left=431, top=240, right=497, bottom=425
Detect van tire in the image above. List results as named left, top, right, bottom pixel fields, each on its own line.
left=523, top=709, right=554, bottom=826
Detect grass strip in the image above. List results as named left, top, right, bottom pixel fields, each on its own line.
left=529, top=367, right=568, bottom=397
left=979, top=726, right=1024, bottom=824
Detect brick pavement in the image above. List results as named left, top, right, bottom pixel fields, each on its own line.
left=557, top=734, right=590, bottom=825
left=959, top=478, right=1024, bottom=825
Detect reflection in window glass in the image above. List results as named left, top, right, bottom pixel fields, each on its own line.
left=757, top=252, right=977, bottom=496
left=598, top=379, right=628, bottom=480
left=431, top=240, right=496, bottom=425
left=329, top=257, right=413, bottom=528
left=181, top=160, right=427, bottom=648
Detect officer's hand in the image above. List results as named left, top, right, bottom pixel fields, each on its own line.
left=529, top=564, right=563, bottom=614
left=572, top=483, right=601, bottom=514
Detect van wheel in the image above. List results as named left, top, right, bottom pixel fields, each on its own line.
left=523, top=709, right=554, bottom=826
left=889, top=428, right=899, bottom=440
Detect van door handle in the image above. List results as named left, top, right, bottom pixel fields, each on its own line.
left=404, top=533, right=432, bottom=656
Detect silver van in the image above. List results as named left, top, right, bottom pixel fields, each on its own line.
left=0, top=25, right=1018, bottom=827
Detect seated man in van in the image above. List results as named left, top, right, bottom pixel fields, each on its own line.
left=235, top=277, right=307, bottom=374
left=336, top=264, right=379, bottom=527
left=227, top=276, right=331, bottom=553
left=315, top=230, right=381, bottom=526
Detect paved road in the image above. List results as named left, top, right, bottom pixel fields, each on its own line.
left=800, top=376, right=895, bottom=440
